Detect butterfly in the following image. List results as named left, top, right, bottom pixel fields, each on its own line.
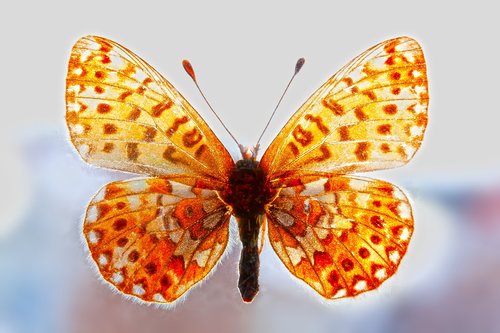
left=66, top=36, right=428, bottom=304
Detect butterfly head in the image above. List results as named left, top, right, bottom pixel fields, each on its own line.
left=239, top=144, right=260, bottom=161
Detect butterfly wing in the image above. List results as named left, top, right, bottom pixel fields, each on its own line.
left=263, top=37, right=427, bottom=298
left=260, top=37, right=428, bottom=178
left=266, top=174, right=412, bottom=298
left=83, top=177, right=231, bottom=303
left=66, top=36, right=233, bottom=181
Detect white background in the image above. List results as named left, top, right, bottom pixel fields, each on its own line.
left=1, top=1, right=499, bottom=332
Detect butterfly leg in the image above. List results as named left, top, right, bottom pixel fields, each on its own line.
left=258, top=219, right=266, bottom=254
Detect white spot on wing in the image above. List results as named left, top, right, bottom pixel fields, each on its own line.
left=109, top=55, right=124, bottom=69
left=300, top=179, right=328, bottom=196
left=164, top=214, right=180, bottom=231
left=389, top=250, right=400, bottom=263
left=135, top=70, right=148, bottom=83
left=206, top=242, right=225, bottom=268
left=405, top=52, right=415, bottom=63
left=313, top=227, right=329, bottom=240
left=169, top=230, right=183, bottom=243
left=68, top=84, right=81, bottom=93
left=148, top=81, right=162, bottom=93
left=98, top=254, right=109, bottom=266
left=317, top=211, right=337, bottom=228
left=414, top=103, right=427, bottom=114
left=171, top=182, right=196, bottom=198
left=371, top=56, right=386, bottom=69
left=350, top=68, right=364, bottom=81
left=401, top=143, right=416, bottom=158
left=333, top=288, right=347, bottom=298
left=67, top=102, right=81, bottom=112
left=354, top=280, right=367, bottom=291
left=311, top=281, right=324, bottom=293
left=174, top=231, right=200, bottom=264
left=86, top=205, right=97, bottom=223
left=410, top=125, right=424, bottom=136
left=400, top=227, right=410, bottom=241
left=132, top=284, right=145, bottom=296
left=88, top=230, right=99, bottom=244
left=414, top=85, right=426, bottom=95
left=175, top=281, right=188, bottom=297
left=79, top=50, right=92, bottom=62
left=398, top=202, right=412, bottom=219
left=315, top=193, right=336, bottom=204
left=105, top=71, right=119, bottom=83
left=395, top=40, right=414, bottom=52
left=78, top=144, right=90, bottom=158
left=153, top=293, right=166, bottom=302
left=296, top=226, right=324, bottom=259
left=355, top=193, right=370, bottom=207
left=286, top=246, right=306, bottom=266
left=128, top=196, right=140, bottom=210
left=375, top=267, right=387, bottom=280
left=161, top=195, right=181, bottom=206
left=128, top=181, right=148, bottom=192
left=92, top=188, right=105, bottom=203
left=393, top=187, right=407, bottom=201
left=193, top=249, right=211, bottom=268
left=304, top=199, right=310, bottom=213
left=349, top=179, right=367, bottom=191
left=112, top=271, right=124, bottom=284
left=272, top=241, right=289, bottom=265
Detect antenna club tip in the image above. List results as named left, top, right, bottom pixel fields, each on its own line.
left=295, top=58, right=305, bottom=74
left=182, top=59, right=196, bottom=81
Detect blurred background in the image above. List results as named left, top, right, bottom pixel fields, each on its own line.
left=1, top=1, right=499, bottom=332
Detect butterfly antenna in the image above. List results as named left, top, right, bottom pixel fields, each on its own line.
left=182, top=60, right=240, bottom=147
left=256, top=58, right=305, bottom=146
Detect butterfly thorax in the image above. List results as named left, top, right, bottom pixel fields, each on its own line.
left=223, top=159, right=274, bottom=218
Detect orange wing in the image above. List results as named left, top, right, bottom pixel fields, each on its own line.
left=266, top=174, right=412, bottom=298
left=66, top=36, right=233, bottom=182
left=83, top=177, right=231, bottom=303
left=260, top=37, right=428, bottom=179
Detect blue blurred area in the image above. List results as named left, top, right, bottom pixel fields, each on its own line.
left=1, top=131, right=500, bottom=333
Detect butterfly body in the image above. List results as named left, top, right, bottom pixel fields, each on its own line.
left=66, top=36, right=428, bottom=304
left=223, top=156, right=275, bottom=302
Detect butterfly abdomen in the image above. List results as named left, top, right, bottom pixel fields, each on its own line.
left=236, top=214, right=265, bottom=302
left=223, top=160, right=275, bottom=302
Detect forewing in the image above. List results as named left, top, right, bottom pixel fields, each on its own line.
left=83, top=177, right=230, bottom=303
left=266, top=174, right=413, bottom=298
left=66, top=36, right=233, bottom=181
left=261, top=37, right=428, bottom=178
